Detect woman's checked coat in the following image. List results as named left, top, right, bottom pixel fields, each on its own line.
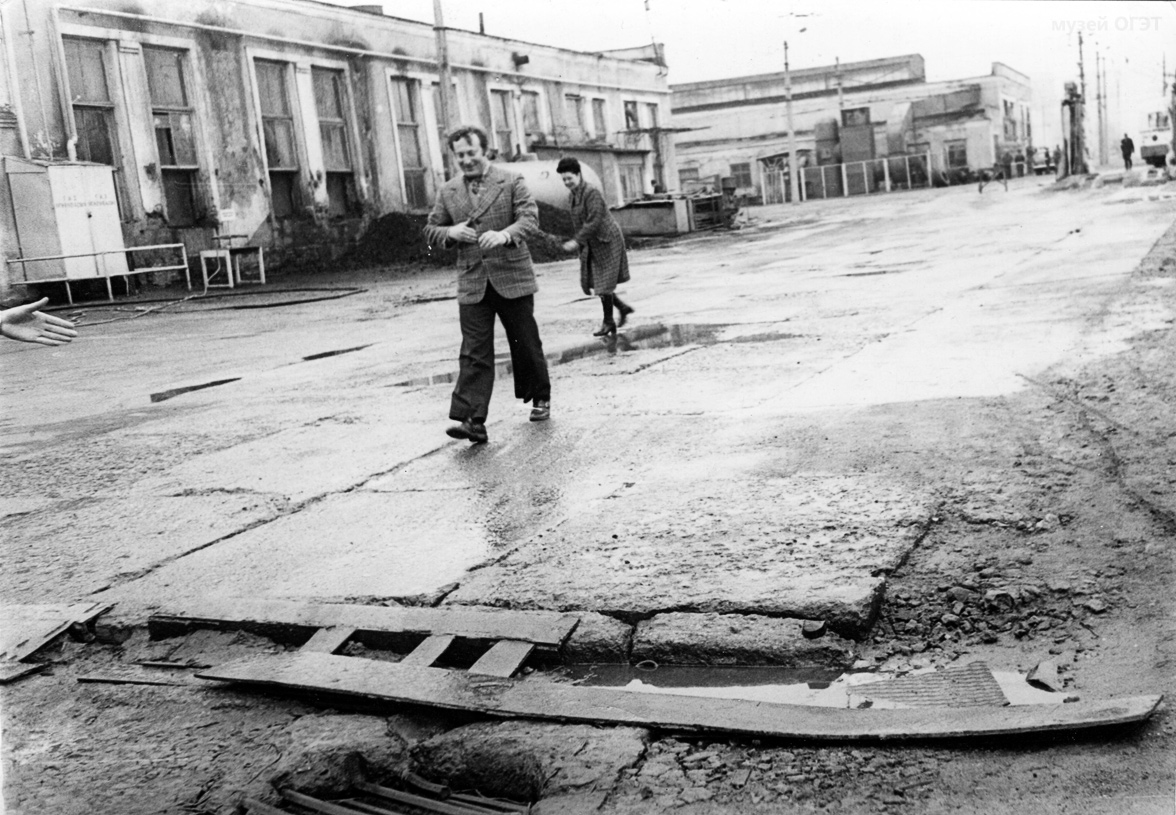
left=569, top=181, right=630, bottom=295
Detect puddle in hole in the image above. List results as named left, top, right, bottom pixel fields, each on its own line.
left=564, top=664, right=1064, bottom=708
left=392, top=324, right=801, bottom=387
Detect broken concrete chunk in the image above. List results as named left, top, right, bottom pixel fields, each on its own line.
left=1026, top=660, right=1064, bottom=693
left=1082, top=598, right=1108, bottom=614
left=560, top=612, right=632, bottom=663
left=632, top=612, right=857, bottom=668
left=410, top=721, right=648, bottom=803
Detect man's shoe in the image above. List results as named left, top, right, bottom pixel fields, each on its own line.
left=592, top=322, right=616, bottom=337
left=446, top=419, right=488, bottom=444
left=530, top=399, right=550, bottom=422
left=617, top=305, right=634, bottom=328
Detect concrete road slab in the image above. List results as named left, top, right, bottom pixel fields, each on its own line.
left=446, top=472, right=932, bottom=637
left=103, top=488, right=494, bottom=609
left=0, top=494, right=287, bottom=603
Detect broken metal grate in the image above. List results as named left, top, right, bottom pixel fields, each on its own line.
left=243, top=775, right=532, bottom=814
left=850, top=661, right=1010, bottom=708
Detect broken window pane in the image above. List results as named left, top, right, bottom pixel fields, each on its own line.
left=74, top=107, right=115, bottom=165
left=320, top=122, right=350, bottom=170
left=263, top=119, right=297, bottom=169
left=623, top=101, right=639, bottom=130
left=256, top=61, right=291, bottom=116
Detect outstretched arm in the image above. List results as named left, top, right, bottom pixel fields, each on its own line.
left=0, top=298, right=77, bottom=346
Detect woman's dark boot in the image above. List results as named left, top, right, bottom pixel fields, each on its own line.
left=594, top=295, right=617, bottom=336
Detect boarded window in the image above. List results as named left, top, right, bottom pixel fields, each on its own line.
left=591, top=98, right=607, bottom=138
left=391, top=77, right=428, bottom=209
left=490, top=89, right=514, bottom=156
left=63, top=38, right=127, bottom=216
left=313, top=68, right=357, bottom=217
left=144, top=47, right=199, bottom=225
left=619, top=160, right=644, bottom=201
left=522, top=90, right=541, bottom=136
left=255, top=60, right=300, bottom=218
left=564, top=94, right=586, bottom=140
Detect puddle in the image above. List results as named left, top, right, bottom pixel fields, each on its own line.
left=150, top=378, right=241, bottom=403
left=392, top=324, right=802, bottom=387
left=566, top=665, right=1067, bottom=709
left=302, top=344, right=372, bottom=361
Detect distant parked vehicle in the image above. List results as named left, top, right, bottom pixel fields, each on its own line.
left=1140, top=105, right=1173, bottom=169
left=1032, top=150, right=1055, bottom=175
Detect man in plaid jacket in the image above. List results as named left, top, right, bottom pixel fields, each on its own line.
left=423, top=125, right=551, bottom=444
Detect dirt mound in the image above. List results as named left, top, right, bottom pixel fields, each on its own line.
left=341, top=212, right=456, bottom=269
left=341, top=206, right=575, bottom=269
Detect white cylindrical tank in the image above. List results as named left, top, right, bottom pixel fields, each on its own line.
left=496, top=160, right=602, bottom=210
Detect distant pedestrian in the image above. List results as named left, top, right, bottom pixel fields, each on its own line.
left=978, top=152, right=1009, bottom=193
left=557, top=157, right=634, bottom=337
left=423, top=125, right=551, bottom=445
left=1121, top=134, right=1135, bottom=170
left=0, top=298, right=77, bottom=346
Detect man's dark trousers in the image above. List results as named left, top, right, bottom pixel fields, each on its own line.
left=450, top=281, right=550, bottom=422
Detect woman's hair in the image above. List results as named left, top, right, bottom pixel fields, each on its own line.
left=556, top=157, right=581, bottom=175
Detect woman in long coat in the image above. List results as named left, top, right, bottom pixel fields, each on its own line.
left=557, top=157, right=633, bottom=336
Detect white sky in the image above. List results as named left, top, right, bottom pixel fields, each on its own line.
left=352, top=0, right=1175, bottom=148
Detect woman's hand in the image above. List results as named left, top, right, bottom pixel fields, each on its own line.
left=561, top=239, right=578, bottom=253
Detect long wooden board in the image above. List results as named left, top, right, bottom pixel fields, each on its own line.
left=151, top=599, right=579, bottom=649
left=198, top=652, right=1163, bottom=742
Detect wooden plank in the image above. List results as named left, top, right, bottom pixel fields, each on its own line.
left=0, top=602, right=112, bottom=661
left=197, top=652, right=1164, bottom=742
left=301, top=626, right=357, bottom=654
left=399, top=634, right=455, bottom=667
left=468, top=640, right=534, bottom=678
left=0, top=661, right=47, bottom=684
left=151, top=599, right=578, bottom=648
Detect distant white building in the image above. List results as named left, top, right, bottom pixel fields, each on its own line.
left=672, top=55, right=1033, bottom=203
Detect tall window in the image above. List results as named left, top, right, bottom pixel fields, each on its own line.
left=729, top=162, right=752, bottom=188
left=619, top=160, right=644, bottom=201
left=313, top=67, right=357, bottom=217
left=490, top=89, right=514, bottom=157
left=645, top=103, right=659, bottom=131
left=521, top=90, right=542, bottom=141
left=63, top=38, right=127, bottom=216
left=591, top=98, right=607, bottom=139
left=143, top=47, right=198, bottom=226
left=391, top=77, right=428, bottom=209
left=255, top=60, right=300, bottom=218
left=564, top=94, right=586, bottom=141
left=623, top=100, right=639, bottom=130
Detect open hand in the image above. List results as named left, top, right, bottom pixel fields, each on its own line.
left=0, top=298, right=77, bottom=346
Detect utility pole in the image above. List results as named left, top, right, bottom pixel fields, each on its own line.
left=785, top=40, right=799, bottom=204
left=1095, top=51, right=1105, bottom=167
left=1075, top=31, right=1088, bottom=175
left=836, top=56, right=843, bottom=113
left=433, top=0, right=456, bottom=177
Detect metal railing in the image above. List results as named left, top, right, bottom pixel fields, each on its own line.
left=6, top=243, right=189, bottom=304
left=762, top=152, right=934, bottom=204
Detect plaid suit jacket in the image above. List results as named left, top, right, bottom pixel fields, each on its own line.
left=423, top=164, right=540, bottom=305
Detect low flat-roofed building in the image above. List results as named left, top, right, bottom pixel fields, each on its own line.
left=672, top=55, right=1032, bottom=203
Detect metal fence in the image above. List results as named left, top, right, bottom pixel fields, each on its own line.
left=762, top=153, right=933, bottom=204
